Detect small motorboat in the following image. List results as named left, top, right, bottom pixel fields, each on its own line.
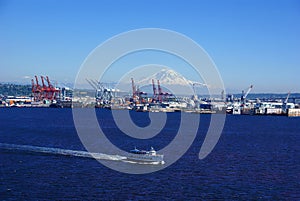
left=126, top=147, right=164, bottom=164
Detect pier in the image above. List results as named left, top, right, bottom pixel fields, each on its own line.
left=287, top=108, right=300, bottom=117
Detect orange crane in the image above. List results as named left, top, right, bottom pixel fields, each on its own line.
left=156, top=80, right=172, bottom=102
left=31, top=79, right=38, bottom=101
left=35, top=76, right=42, bottom=101
left=35, top=76, right=42, bottom=91
left=41, top=76, right=49, bottom=99
left=31, top=75, right=59, bottom=101
left=131, top=78, right=148, bottom=103
left=31, top=79, right=35, bottom=92
left=45, top=76, right=59, bottom=100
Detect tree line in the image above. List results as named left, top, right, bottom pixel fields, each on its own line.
left=0, top=83, right=32, bottom=97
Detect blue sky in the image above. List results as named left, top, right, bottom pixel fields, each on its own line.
left=0, top=0, right=299, bottom=92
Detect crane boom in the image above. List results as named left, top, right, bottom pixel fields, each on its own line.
left=40, top=76, right=47, bottom=88
left=244, top=85, right=253, bottom=99
left=91, top=79, right=102, bottom=90
left=284, top=91, right=291, bottom=104
left=35, top=76, right=40, bottom=88
left=192, top=83, right=197, bottom=100
left=157, top=80, right=162, bottom=94
left=45, top=76, right=53, bottom=88
left=157, top=80, right=163, bottom=102
left=221, top=90, right=225, bottom=101
left=86, top=79, right=98, bottom=90
left=152, top=79, right=157, bottom=97
left=131, top=78, right=136, bottom=98
left=31, top=79, right=35, bottom=92
left=192, top=82, right=206, bottom=100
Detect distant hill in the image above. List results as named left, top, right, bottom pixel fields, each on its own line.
left=0, top=83, right=32, bottom=97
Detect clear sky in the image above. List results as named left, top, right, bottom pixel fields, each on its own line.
left=0, top=0, right=299, bottom=93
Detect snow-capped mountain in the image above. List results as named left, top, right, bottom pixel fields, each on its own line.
left=116, top=68, right=208, bottom=95
left=136, top=69, right=193, bottom=86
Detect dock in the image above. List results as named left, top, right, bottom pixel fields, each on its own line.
left=287, top=108, right=300, bottom=117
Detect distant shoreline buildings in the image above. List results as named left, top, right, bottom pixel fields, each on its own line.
left=0, top=77, right=300, bottom=117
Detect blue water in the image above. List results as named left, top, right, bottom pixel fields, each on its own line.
left=0, top=108, right=299, bottom=200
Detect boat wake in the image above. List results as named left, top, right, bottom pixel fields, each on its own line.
left=0, top=143, right=126, bottom=161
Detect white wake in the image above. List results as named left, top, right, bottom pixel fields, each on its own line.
left=0, top=143, right=126, bottom=161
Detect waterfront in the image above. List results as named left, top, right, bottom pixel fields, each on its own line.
left=0, top=108, right=299, bottom=200
left=1, top=81, right=300, bottom=116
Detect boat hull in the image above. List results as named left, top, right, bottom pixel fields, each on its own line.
left=126, top=154, right=164, bottom=164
